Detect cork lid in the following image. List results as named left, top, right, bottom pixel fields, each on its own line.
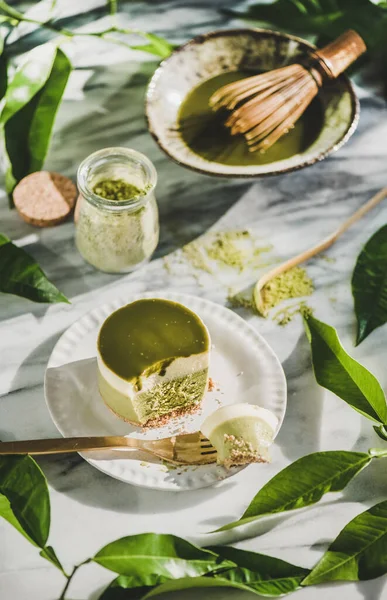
left=13, top=171, right=77, bottom=227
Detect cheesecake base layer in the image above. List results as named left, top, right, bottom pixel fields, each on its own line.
left=98, top=368, right=208, bottom=427
left=209, top=415, right=274, bottom=467
left=222, top=434, right=270, bottom=469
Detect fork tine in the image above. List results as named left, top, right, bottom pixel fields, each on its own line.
left=170, top=431, right=217, bottom=465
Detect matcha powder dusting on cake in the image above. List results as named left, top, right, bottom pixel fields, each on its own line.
left=262, top=266, right=314, bottom=312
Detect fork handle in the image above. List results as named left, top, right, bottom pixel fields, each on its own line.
left=0, top=436, right=140, bottom=455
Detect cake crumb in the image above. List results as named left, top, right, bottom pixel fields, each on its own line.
left=208, top=377, right=216, bottom=391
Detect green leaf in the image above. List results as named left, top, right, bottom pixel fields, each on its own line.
left=303, top=500, right=387, bottom=585
left=27, top=48, right=71, bottom=173
left=40, top=545, right=67, bottom=576
left=207, top=546, right=310, bottom=596
left=216, top=451, right=371, bottom=532
left=352, top=225, right=387, bottom=345
left=304, top=315, right=387, bottom=424
left=99, top=547, right=309, bottom=599
left=143, top=577, right=266, bottom=599
left=130, top=33, right=176, bottom=58
left=374, top=425, right=387, bottom=441
left=227, top=0, right=387, bottom=54
left=0, top=493, right=34, bottom=543
left=4, top=47, right=72, bottom=192
left=0, top=40, right=8, bottom=102
left=0, top=233, right=69, bottom=303
left=99, top=577, right=153, bottom=600
left=93, top=534, right=222, bottom=584
left=0, top=455, right=50, bottom=548
left=0, top=43, right=57, bottom=125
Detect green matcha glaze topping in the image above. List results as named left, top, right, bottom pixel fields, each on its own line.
left=98, top=299, right=210, bottom=381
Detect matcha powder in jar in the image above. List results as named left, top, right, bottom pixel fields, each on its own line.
left=76, top=147, right=159, bottom=273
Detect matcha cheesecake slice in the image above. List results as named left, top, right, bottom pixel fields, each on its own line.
left=97, top=298, right=210, bottom=427
left=202, top=403, right=278, bottom=468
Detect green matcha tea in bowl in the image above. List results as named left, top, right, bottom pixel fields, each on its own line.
left=75, top=147, right=159, bottom=273
left=146, top=28, right=359, bottom=178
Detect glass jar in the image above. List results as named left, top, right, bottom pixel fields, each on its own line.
left=75, top=147, right=159, bottom=273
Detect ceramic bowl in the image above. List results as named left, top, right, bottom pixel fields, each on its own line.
left=145, top=28, right=359, bottom=178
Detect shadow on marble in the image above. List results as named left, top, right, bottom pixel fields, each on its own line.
left=30, top=242, right=97, bottom=300
left=198, top=511, right=293, bottom=547
left=276, top=333, right=325, bottom=461
left=155, top=178, right=251, bottom=259
left=10, top=332, right=65, bottom=396
left=341, top=452, right=387, bottom=504
left=355, top=577, right=387, bottom=600
left=37, top=452, right=236, bottom=514
left=54, top=62, right=156, bottom=165
left=0, top=292, right=52, bottom=324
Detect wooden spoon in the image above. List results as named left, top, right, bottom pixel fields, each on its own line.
left=254, top=187, right=387, bottom=316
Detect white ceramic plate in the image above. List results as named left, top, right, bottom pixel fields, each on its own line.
left=45, top=292, right=286, bottom=491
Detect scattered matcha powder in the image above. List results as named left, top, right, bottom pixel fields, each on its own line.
left=320, top=254, right=336, bottom=264
left=161, top=460, right=179, bottom=472
left=273, top=301, right=314, bottom=327
left=182, top=241, right=213, bottom=273
left=92, top=178, right=142, bottom=201
left=262, top=266, right=314, bottom=311
left=207, top=230, right=249, bottom=271
left=163, top=256, right=172, bottom=274
left=206, top=231, right=272, bottom=271
left=181, top=230, right=273, bottom=274
left=227, top=289, right=255, bottom=311
left=171, top=231, right=315, bottom=327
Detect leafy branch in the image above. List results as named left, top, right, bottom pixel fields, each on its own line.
left=0, top=0, right=174, bottom=197
left=0, top=0, right=174, bottom=305
left=58, top=560, right=91, bottom=600
left=2, top=450, right=387, bottom=599
left=0, top=0, right=174, bottom=56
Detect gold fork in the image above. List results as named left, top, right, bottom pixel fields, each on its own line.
left=0, top=432, right=217, bottom=466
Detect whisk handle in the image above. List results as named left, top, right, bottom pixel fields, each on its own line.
left=315, top=30, right=366, bottom=79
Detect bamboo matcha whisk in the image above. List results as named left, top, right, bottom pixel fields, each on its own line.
left=209, top=30, right=366, bottom=153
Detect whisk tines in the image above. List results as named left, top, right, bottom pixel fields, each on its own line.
left=208, top=30, right=366, bottom=153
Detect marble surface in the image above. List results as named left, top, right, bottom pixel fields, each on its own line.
left=1, top=1, right=387, bottom=599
